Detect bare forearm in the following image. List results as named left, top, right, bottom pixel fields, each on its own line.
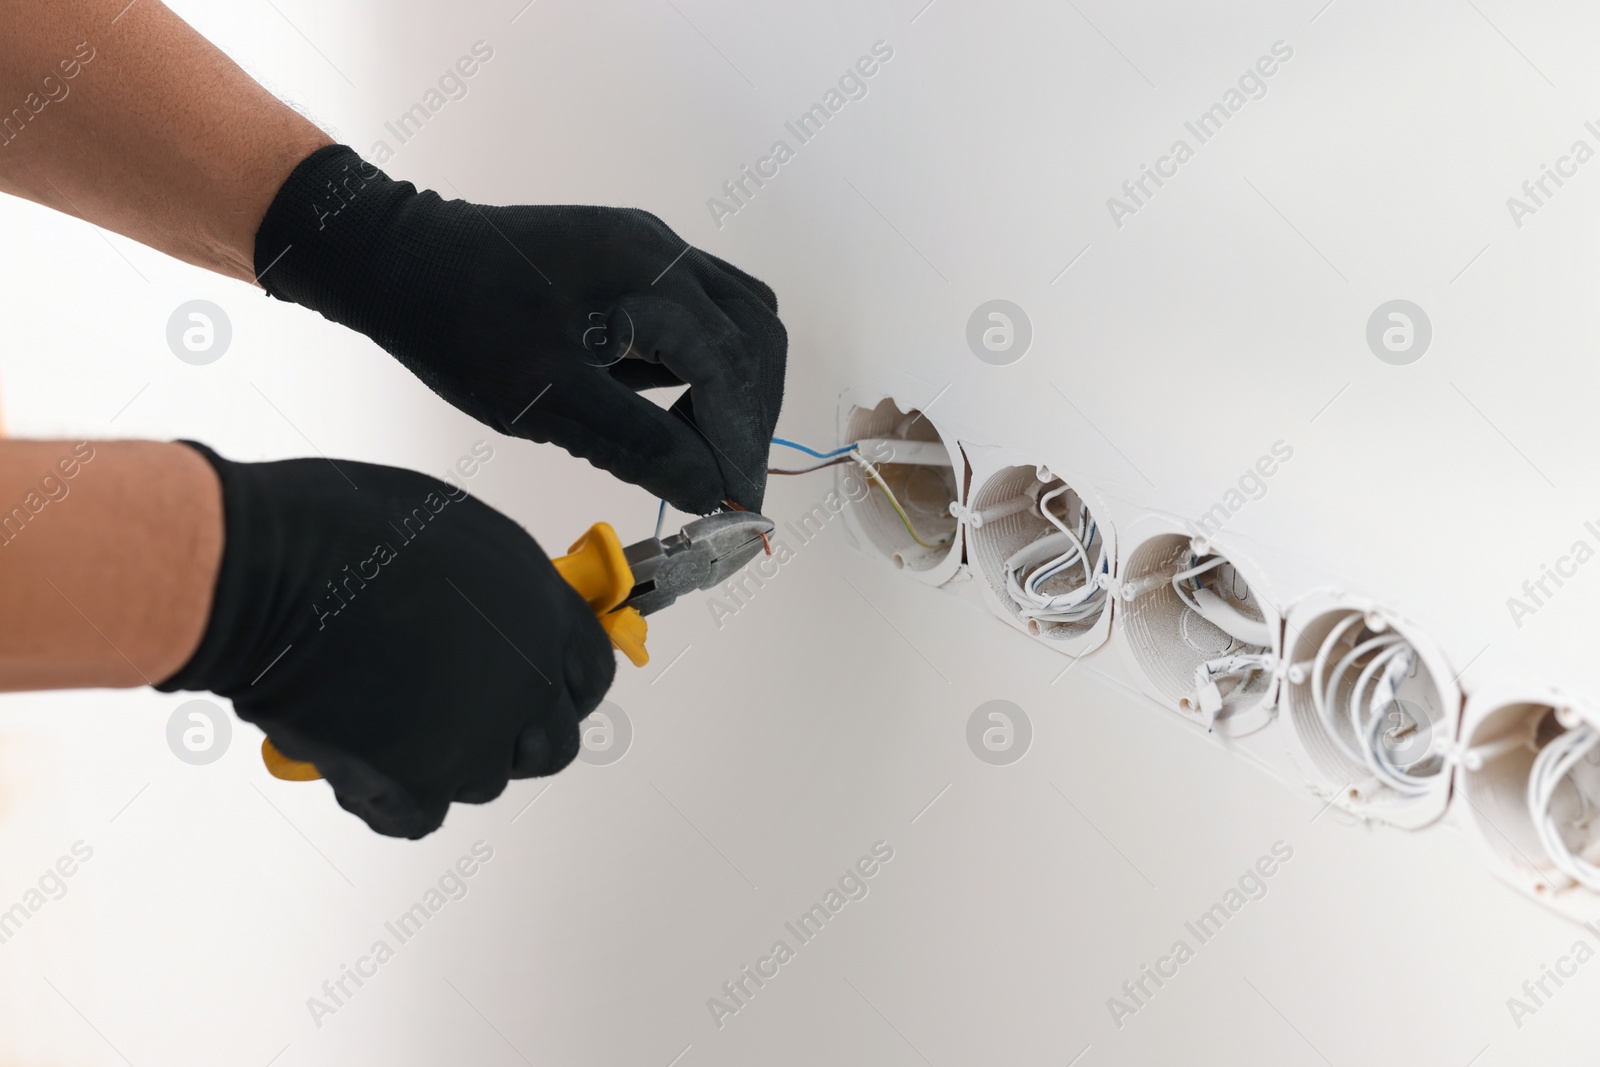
left=0, top=0, right=330, bottom=281
left=0, top=440, right=223, bottom=690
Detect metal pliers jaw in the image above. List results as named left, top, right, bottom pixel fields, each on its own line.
left=622, top=511, right=776, bottom=616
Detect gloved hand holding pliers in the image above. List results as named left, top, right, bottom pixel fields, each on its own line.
left=0, top=0, right=788, bottom=836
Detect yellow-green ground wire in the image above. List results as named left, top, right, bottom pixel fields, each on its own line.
left=766, top=438, right=954, bottom=551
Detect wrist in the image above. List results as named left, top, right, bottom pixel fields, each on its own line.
left=154, top=442, right=265, bottom=695
left=150, top=442, right=226, bottom=685
left=226, top=130, right=337, bottom=285
left=0, top=441, right=222, bottom=692
left=252, top=145, right=475, bottom=352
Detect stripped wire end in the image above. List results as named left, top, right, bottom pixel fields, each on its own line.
left=722, top=498, right=772, bottom=556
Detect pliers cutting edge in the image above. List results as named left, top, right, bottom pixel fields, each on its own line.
left=549, top=510, right=775, bottom=666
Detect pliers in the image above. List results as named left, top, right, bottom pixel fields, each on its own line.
left=261, top=509, right=775, bottom=781
left=553, top=510, right=776, bottom=666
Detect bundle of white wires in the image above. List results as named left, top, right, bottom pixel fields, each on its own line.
left=1170, top=554, right=1273, bottom=724
left=1000, top=485, right=1109, bottom=626
left=1529, top=722, right=1600, bottom=890
left=1171, top=556, right=1272, bottom=648
left=1309, top=614, right=1439, bottom=795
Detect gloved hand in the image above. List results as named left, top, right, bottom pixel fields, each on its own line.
left=252, top=144, right=787, bottom=515
left=156, top=442, right=615, bottom=839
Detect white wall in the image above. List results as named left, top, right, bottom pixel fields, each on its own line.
left=3, top=0, right=1600, bottom=1063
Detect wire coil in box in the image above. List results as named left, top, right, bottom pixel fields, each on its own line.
left=1283, top=600, right=1457, bottom=827
left=1458, top=688, right=1600, bottom=910
left=967, top=463, right=1111, bottom=643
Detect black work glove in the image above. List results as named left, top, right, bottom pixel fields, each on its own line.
left=253, top=144, right=787, bottom=515
left=156, top=442, right=615, bottom=839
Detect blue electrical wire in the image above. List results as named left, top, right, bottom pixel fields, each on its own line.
left=655, top=438, right=857, bottom=530
left=770, top=437, right=859, bottom=460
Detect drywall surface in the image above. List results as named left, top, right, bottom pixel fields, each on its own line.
left=2, top=0, right=1599, bottom=1063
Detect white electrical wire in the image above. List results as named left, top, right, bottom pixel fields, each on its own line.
left=1307, top=614, right=1441, bottom=794
left=999, top=484, right=1109, bottom=626
left=1310, top=614, right=1376, bottom=766
left=1151, top=552, right=1272, bottom=719
left=1172, top=555, right=1228, bottom=601
left=1358, top=646, right=1434, bottom=794
left=1171, top=556, right=1271, bottom=648
left=1330, top=635, right=1405, bottom=764
left=1192, top=652, right=1277, bottom=728
left=1529, top=723, right=1600, bottom=890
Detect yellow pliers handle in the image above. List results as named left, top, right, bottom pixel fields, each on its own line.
left=260, top=522, right=649, bottom=782
left=551, top=522, right=650, bottom=667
